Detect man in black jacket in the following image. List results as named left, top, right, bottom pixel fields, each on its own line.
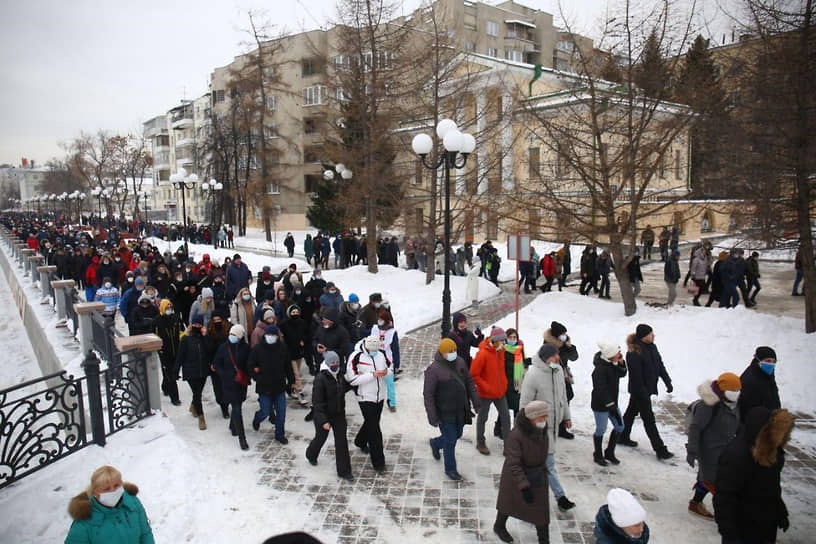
left=737, top=346, right=781, bottom=423
left=249, top=324, right=294, bottom=443
left=305, top=351, right=353, bottom=479
left=619, top=324, right=675, bottom=460
left=446, top=312, right=483, bottom=368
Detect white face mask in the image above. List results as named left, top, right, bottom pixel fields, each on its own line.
left=549, top=362, right=560, bottom=370
left=165, top=309, right=174, bottom=315
left=445, top=352, right=458, bottom=362
left=535, top=421, right=548, bottom=429
left=374, top=302, right=382, bottom=308
left=377, top=319, right=385, bottom=326
left=104, top=282, right=112, bottom=288
left=265, top=335, right=278, bottom=344
left=558, top=334, right=567, bottom=342
left=350, top=303, right=359, bottom=310
left=724, top=390, right=740, bottom=402
left=97, top=486, right=124, bottom=507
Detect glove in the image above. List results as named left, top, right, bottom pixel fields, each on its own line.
left=686, top=454, right=696, bottom=468
left=779, top=517, right=789, bottom=532
left=666, top=382, right=674, bottom=393
left=521, top=487, right=534, bottom=504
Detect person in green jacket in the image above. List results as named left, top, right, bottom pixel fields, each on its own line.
left=304, top=234, right=314, bottom=265
left=65, top=465, right=154, bottom=544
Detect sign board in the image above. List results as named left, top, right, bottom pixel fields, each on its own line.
left=507, top=234, right=531, bottom=261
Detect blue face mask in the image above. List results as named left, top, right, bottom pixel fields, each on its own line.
left=506, top=339, right=518, bottom=346
left=228, top=334, right=239, bottom=344
left=759, top=361, right=776, bottom=375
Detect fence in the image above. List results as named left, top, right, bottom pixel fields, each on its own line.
left=0, top=350, right=153, bottom=489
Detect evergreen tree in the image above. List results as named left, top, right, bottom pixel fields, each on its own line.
left=306, top=175, right=345, bottom=234
left=635, top=30, right=670, bottom=97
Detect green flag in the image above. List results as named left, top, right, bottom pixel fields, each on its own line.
left=529, top=63, right=543, bottom=96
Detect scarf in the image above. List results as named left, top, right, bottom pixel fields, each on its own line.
left=505, top=342, right=525, bottom=390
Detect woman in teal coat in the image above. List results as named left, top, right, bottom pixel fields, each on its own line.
left=304, top=234, right=314, bottom=265
left=65, top=465, right=154, bottom=544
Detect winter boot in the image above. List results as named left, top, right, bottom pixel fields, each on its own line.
left=688, top=499, right=715, bottom=520
left=493, top=514, right=514, bottom=543
left=593, top=435, right=608, bottom=466
left=220, top=404, right=230, bottom=419
left=558, top=421, right=574, bottom=439
left=618, top=432, right=638, bottom=447
left=189, top=402, right=198, bottom=417
left=198, top=414, right=207, bottom=430
left=235, top=414, right=249, bottom=451
left=604, top=431, right=621, bottom=465
left=656, top=446, right=674, bottom=460
left=229, top=418, right=238, bottom=436
left=476, top=440, right=490, bottom=455
left=557, top=496, right=576, bottom=510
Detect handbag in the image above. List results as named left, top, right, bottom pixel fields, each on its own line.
left=228, top=346, right=250, bottom=387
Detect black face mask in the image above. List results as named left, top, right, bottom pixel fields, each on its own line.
left=192, top=327, right=202, bottom=335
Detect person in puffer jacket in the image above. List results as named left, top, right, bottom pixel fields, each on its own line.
left=306, top=351, right=353, bottom=480
left=345, top=335, right=391, bottom=472
left=593, top=488, right=650, bottom=543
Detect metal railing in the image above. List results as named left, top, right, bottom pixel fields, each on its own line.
left=90, top=311, right=120, bottom=364
left=0, top=351, right=153, bottom=489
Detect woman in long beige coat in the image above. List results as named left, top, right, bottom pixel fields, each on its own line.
left=494, top=400, right=551, bottom=544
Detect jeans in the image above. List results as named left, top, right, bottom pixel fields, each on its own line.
left=622, top=394, right=666, bottom=452
left=254, top=392, right=287, bottom=439
left=793, top=269, right=804, bottom=294
left=307, top=416, right=351, bottom=475
left=593, top=408, right=624, bottom=436
left=546, top=452, right=565, bottom=499
left=599, top=274, right=610, bottom=298
left=666, top=281, right=677, bottom=305
left=355, top=401, right=385, bottom=469
left=746, top=277, right=761, bottom=300
left=476, top=395, right=510, bottom=443
left=431, top=422, right=464, bottom=474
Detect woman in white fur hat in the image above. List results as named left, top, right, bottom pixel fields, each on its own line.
left=591, top=340, right=628, bottom=467
left=594, top=487, right=650, bottom=543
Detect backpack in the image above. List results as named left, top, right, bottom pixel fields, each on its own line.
left=347, top=349, right=388, bottom=395
left=685, top=399, right=718, bottom=435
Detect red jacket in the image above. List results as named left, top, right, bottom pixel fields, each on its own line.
left=27, top=236, right=38, bottom=250
left=541, top=254, right=555, bottom=277
left=85, top=260, right=100, bottom=286
left=470, top=338, right=508, bottom=399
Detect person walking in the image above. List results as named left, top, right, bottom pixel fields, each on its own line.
left=664, top=250, right=681, bottom=306
left=597, top=250, right=613, bottom=299
left=593, top=488, right=650, bottom=543
left=493, top=400, right=552, bottom=544
left=424, top=338, right=481, bottom=481
left=689, top=244, right=710, bottom=306
left=154, top=299, right=184, bottom=406
left=737, top=346, right=781, bottom=422
left=591, top=341, right=627, bottom=466
left=470, top=327, right=511, bottom=455
left=792, top=247, right=804, bottom=296
left=173, top=314, right=211, bottom=430
left=65, top=465, right=154, bottom=544
left=542, top=321, right=578, bottom=439
left=714, top=407, right=794, bottom=544
left=249, top=324, right=295, bottom=444
left=685, top=372, right=741, bottom=520
left=447, top=312, right=483, bottom=368
left=346, top=335, right=391, bottom=472
left=305, top=351, right=353, bottom=480
left=745, top=251, right=761, bottom=305
left=619, top=324, right=675, bottom=460
left=370, top=308, right=400, bottom=411
left=627, top=251, right=644, bottom=299
left=494, top=328, right=528, bottom=439
left=284, top=232, right=295, bottom=258
left=706, top=251, right=728, bottom=307
left=519, top=343, right=575, bottom=511
left=213, top=324, right=252, bottom=450
left=641, top=225, right=655, bottom=260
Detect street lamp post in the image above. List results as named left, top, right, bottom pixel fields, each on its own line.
left=167, top=168, right=199, bottom=255
left=412, top=119, right=476, bottom=338
left=201, top=179, right=223, bottom=249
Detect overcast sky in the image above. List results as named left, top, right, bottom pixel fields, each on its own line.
left=0, top=0, right=730, bottom=166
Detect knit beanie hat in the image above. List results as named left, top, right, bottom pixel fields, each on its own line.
left=755, top=346, right=777, bottom=361
left=598, top=340, right=621, bottom=361
left=263, top=310, right=276, bottom=321
left=202, top=287, right=214, bottom=299
left=264, top=324, right=279, bottom=335
left=490, top=327, right=507, bottom=342
left=717, top=372, right=741, bottom=391
left=635, top=324, right=653, bottom=340
left=524, top=400, right=549, bottom=420
left=364, top=335, right=381, bottom=352
left=439, top=338, right=457, bottom=354
left=323, top=350, right=340, bottom=367
left=538, top=343, right=558, bottom=361
left=607, top=488, right=647, bottom=528
left=550, top=321, right=567, bottom=338
left=348, top=293, right=360, bottom=303
left=229, top=324, right=246, bottom=339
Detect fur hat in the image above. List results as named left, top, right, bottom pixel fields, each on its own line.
left=550, top=321, right=567, bottom=337
left=635, top=324, right=653, bottom=340
left=607, top=488, right=647, bottom=528
left=524, top=400, right=549, bottom=420
left=717, top=372, right=741, bottom=392
left=364, top=335, right=381, bottom=352
left=229, top=324, right=246, bottom=339
left=538, top=343, right=559, bottom=361
left=439, top=338, right=457, bottom=354
left=755, top=346, right=777, bottom=361
left=489, top=327, right=507, bottom=342
left=598, top=340, right=621, bottom=361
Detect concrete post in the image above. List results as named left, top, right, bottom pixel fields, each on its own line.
left=73, top=302, right=106, bottom=356
left=20, top=249, right=34, bottom=273
left=38, top=265, right=57, bottom=300
left=115, top=334, right=164, bottom=412
left=52, top=280, right=75, bottom=324
left=28, top=256, right=44, bottom=285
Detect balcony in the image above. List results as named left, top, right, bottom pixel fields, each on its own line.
left=170, top=105, right=194, bottom=129
left=177, top=157, right=194, bottom=167
left=175, top=137, right=195, bottom=148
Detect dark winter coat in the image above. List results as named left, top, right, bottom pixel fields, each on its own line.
left=358, top=303, right=380, bottom=332
left=495, top=411, right=550, bottom=527
left=248, top=340, right=294, bottom=396
left=627, top=256, right=643, bottom=282
left=280, top=312, right=310, bottom=360
left=686, top=380, right=740, bottom=484
left=311, top=364, right=349, bottom=427
left=225, top=261, right=252, bottom=300
left=154, top=313, right=184, bottom=368
left=738, top=360, right=781, bottom=423
left=128, top=303, right=158, bottom=336
left=119, top=286, right=142, bottom=324
left=745, top=256, right=760, bottom=279
left=173, top=330, right=211, bottom=380
left=590, top=351, right=627, bottom=412
left=664, top=258, right=680, bottom=283
left=337, top=302, right=363, bottom=345
left=625, top=335, right=672, bottom=398
left=593, top=504, right=650, bottom=543
left=423, top=351, right=480, bottom=426
left=714, top=407, right=793, bottom=544
left=447, top=313, right=483, bottom=366
left=312, top=314, right=351, bottom=365
left=213, top=340, right=251, bottom=404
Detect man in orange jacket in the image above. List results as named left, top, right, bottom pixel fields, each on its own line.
left=470, top=327, right=511, bottom=455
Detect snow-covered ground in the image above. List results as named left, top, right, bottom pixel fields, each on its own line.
left=1, top=235, right=814, bottom=543
left=0, top=259, right=40, bottom=388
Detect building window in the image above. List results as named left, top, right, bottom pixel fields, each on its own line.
left=267, top=95, right=278, bottom=110
left=675, top=149, right=682, bottom=179
left=266, top=182, right=280, bottom=194
left=336, top=88, right=349, bottom=102
left=487, top=47, right=498, bottom=58
left=305, top=174, right=321, bottom=194
left=304, top=146, right=322, bottom=163
left=465, top=42, right=475, bottom=52
left=302, top=58, right=322, bottom=76
left=264, top=123, right=278, bottom=139
left=557, top=40, right=574, bottom=53
left=528, top=147, right=540, bottom=178
left=212, top=90, right=225, bottom=103
left=303, top=85, right=325, bottom=106
left=659, top=154, right=666, bottom=178
left=505, top=49, right=522, bottom=62
left=304, top=117, right=319, bottom=134
left=333, top=55, right=350, bottom=71
left=486, top=20, right=498, bottom=36
left=414, top=160, right=422, bottom=185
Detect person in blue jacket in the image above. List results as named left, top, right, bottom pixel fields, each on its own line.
left=225, top=253, right=252, bottom=301
left=118, top=277, right=145, bottom=326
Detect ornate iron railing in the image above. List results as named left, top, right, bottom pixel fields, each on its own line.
left=104, top=353, right=151, bottom=436
left=0, top=371, right=88, bottom=489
